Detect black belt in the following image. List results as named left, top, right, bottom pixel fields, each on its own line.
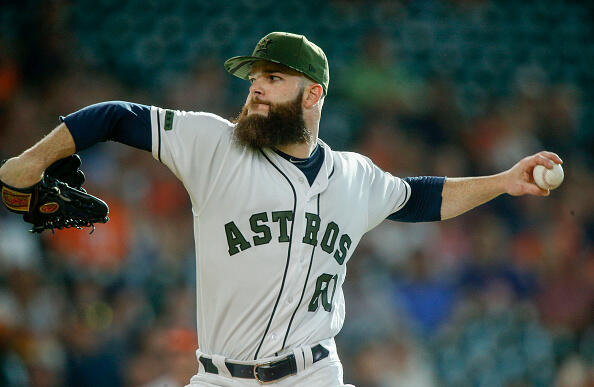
left=199, top=344, right=329, bottom=383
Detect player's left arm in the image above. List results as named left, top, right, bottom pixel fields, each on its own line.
left=440, top=151, right=562, bottom=220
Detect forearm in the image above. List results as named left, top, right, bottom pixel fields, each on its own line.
left=1, top=101, right=152, bottom=188
left=21, top=123, right=76, bottom=165
left=440, top=174, right=507, bottom=220
left=438, top=151, right=562, bottom=220
left=0, top=123, right=75, bottom=187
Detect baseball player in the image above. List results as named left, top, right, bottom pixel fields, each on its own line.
left=0, top=32, right=562, bottom=386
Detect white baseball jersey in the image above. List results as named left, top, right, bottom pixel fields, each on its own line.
left=150, top=107, right=410, bottom=362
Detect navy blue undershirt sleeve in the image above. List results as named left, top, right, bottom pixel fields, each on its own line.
left=59, top=101, right=152, bottom=152
left=388, top=176, right=445, bottom=222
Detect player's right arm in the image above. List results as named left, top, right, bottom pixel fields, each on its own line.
left=0, top=101, right=151, bottom=188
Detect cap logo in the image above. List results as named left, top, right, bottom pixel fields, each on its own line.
left=255, top=37, right=273, bottom=55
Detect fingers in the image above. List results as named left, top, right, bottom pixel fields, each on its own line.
left=538, top=151, right=563, bottom=164
left=524, top=154, right=553, bottom=170
left=534, top=151, right=563, bottom=168
left=524, top=182, right=550, bottom=196
left=523, top=151, right=562, bottom=171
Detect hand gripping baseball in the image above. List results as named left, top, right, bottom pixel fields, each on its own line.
left=0, top=155, right=109, bottom=233
left=504, top=151, right=563, bottom=196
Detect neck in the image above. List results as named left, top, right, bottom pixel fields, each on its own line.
left=276, top=116, right=319, bottom=158
left=275, top=138, right=317, bottom=158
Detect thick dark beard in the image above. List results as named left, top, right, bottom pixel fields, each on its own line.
left=232, top=90, right=310, bottom=149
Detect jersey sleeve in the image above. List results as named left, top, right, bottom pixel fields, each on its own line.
left=388, top=176, right=445, bottom=222
left=363, top=156, right=411, bottom=231
left=60, top=101, right=152, bottom=152
left=150, top=107, right=234, bottom=211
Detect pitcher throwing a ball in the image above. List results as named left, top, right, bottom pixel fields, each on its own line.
left=0, top=32, right=563, bottom=386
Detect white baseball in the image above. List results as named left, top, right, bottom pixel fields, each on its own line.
left=533, top=163, right=564, bottom=190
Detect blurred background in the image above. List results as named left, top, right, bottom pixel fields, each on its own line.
left=0, top=0, right=593, bottom=386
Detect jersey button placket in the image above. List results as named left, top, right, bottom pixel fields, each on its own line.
left=293, top=176, right=308, bottom=265
left=302, top=190, right=318, bottom=268
left=289, top=171, right=313, bottom=295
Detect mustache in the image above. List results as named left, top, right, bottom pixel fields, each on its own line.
left=248, top=98, right=271, bottom=108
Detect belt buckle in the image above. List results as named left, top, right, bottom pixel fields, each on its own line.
left=253, top=359, right=290, bottom=385
left=253, top=360, right=274, bottom=385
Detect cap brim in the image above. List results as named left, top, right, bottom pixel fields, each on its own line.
left=224, top=55, right=327, bottom=94
left=224, top=56, right=282, bottom=80
left=224, top=55, right=314, bottom=82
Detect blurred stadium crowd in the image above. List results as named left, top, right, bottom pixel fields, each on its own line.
left=0, top=0, right=593, bottom=386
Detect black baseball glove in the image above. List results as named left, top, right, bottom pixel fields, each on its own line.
left=0, top=155, right=109, bottom=233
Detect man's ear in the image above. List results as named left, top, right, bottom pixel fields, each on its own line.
left=303, top=84, right=323, bottom=108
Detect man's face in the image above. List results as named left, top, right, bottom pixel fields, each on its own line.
left=233, top=62, right=311, bottom=149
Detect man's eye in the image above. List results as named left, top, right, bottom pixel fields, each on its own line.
left=249, top=78, right=255, bottom=83
left=270, top=75, right=281, bottom=81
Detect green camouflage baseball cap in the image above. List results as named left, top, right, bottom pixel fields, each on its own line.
left=224, top=32, right=329, bottom=94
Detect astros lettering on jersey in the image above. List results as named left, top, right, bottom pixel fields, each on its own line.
left=150, top=109, right=410, bottom=363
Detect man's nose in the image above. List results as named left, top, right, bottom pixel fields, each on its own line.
left=249, top=78, right=264, bottom=96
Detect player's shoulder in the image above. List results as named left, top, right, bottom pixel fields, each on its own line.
left=331, top=150, right=375, bottom=172
left=153, top=107, right=234, bottom=131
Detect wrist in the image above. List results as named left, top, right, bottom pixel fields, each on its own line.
left=20, top=150, right=51, bottom=173
left=494, top=171, right=511, bottom=195
left=0, top=156, right=44, bottom=188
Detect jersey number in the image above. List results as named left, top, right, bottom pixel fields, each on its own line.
left=308, top=273, right=338, bottom=312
